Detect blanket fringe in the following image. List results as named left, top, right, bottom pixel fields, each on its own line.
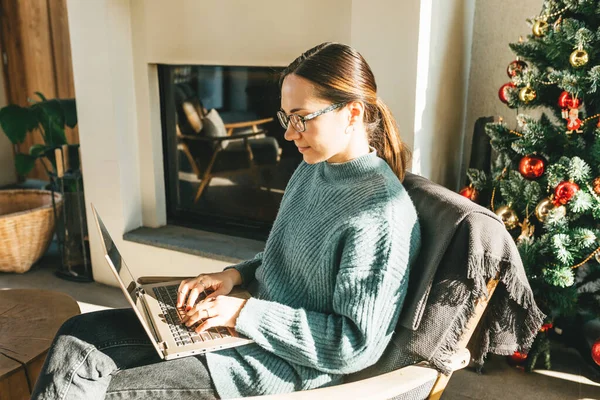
left=430, top=252, right=545, bottom=373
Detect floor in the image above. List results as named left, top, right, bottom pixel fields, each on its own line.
left=1, top=246, right=599, bottom=400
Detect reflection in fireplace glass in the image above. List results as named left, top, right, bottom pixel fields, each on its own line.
left=159, top=65, right=302, bottom=240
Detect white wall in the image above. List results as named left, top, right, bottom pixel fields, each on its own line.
left=0, top=60, right=17, bottom=187
left=140, top=1, right=351, bottom=66
left=412, top=0, right=476, bottom=189
left=459, top=0, right=543, bottom=188
left=350, top=0, right=421, bottom=153
left=352, top=0, right=477, bottom=190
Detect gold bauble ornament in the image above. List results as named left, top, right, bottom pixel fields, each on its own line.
left=532, top=20, right=549, bottom=37
left=535, top=197, right=566, bottom=222
left=569, top=49, right=589, bottom=68
left=554, top=205, right=567, bottom=219
left=495, top=205, right=519, bottom=230
left=535, top=197, right=554, bottom=222
left=519, top=86, right=537, bottom=103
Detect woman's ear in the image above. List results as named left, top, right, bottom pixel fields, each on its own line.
left=347, top=101, right=365, bottom=125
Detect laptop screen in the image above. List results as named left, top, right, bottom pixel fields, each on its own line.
left=93, top=208, right=138, bottom=299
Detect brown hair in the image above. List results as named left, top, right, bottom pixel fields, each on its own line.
left=280, top=42, right=411, bottom=181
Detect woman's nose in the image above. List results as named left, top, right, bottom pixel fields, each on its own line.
left=284, top=126, right=300, bottom=142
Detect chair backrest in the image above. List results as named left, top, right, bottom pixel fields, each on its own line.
left=174, top=83, right=233, bottom=151
left=174, top=83, right=206, bottom=135
left=347, top=172, right=515, bottom=382
left=398, top=172, right=504, bottom=331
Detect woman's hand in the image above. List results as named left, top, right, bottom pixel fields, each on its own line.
left=181, top=295, right=247, bottom=333
left=176, top=269, right=242, bottom=310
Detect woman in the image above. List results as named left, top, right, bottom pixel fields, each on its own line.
left=32, top=42, right=421, bottom=400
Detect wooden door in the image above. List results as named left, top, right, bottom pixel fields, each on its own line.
left=0, top=0, right=78, bottom=180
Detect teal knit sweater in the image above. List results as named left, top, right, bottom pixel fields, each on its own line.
left=206, top=150, right=421, bottom=398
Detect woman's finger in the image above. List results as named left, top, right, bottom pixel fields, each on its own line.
left=178, top=278, right=192, bottom=291
left=176, top=283, right=191, bottom=308
left=183, top=310, right=202, bottom=327
left=186, top=297, right=216, bottom=317
left=195, top=315, right=221, bottom=332
left=186, top=287, right=203, bottom=310
left=185, top=307, right=215, bottom=327
left=183, top=307, right=210, bottom=326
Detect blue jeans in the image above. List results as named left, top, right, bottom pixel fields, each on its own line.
left=31, top=308, right=219, bottom=400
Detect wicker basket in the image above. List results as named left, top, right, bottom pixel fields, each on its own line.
left=0, top=189, right=63, bottom=273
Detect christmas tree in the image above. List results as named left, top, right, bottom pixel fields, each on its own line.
left=462, top=0, right=600, bottom=371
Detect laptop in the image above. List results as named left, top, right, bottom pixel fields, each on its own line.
left=90, top=204, right=253, bottom=360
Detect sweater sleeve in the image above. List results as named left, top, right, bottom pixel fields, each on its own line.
left=225, top=251, right=263, bottom=289
left=234, top=218, right=415, bottom=374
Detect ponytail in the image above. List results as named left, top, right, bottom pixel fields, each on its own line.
left=372, top=98, right=411, bottom=182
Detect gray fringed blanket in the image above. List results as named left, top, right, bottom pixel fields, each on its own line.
left=348, top=172, right=545, bottom=380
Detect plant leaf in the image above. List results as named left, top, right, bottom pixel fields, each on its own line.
left=47, top=120, right=68, bottom=145
left=31, top=101, right=68, bottom=145
left=32, top=99, right=65, bottom=128
left=58, top=99, right=77, bottom=128
left=15, top=153, right=37, bottom=175
left=29, top=144, right=47, bottom=158
left=0, top=105, right=37, bottom=144
left=34, top=92, right=47, bottom=102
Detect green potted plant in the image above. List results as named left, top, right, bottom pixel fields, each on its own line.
left=0, top=92, right=78, bottom=178
left=0, top=93, right=91, bottom=281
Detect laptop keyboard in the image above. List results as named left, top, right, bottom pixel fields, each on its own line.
left=153, top=285, right=234, bottom=347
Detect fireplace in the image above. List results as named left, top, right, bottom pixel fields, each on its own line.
left=158, top=64, right=301, bottom=240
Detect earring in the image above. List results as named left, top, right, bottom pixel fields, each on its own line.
left=345, top=125, right=355, bottom=134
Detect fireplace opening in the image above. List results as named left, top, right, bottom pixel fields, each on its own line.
left=159, top=65, right=302, bottom=240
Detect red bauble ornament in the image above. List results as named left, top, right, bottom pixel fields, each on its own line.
left=498, top=82, right=515, bottom=104
left=592, top=338, right=600, bottom=366
left=540, top=323, right=554, bottom=332
left=459, top=185, right=479, bottom=202
left=519, top=155, right=545, bottom=179
left=507, top=60, right=528, bottom=77
left=507, top=350, right=528, bottom=366
left=553, top=181, right=580, bottom=206
left=558, top=91, right=581, bottom=109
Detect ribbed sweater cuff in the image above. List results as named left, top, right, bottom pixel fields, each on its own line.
left=236, top=297, right=270, bottom=337
left=235, top=298, right=306, bottom=358
left=235, top=297, right=296, bottom=346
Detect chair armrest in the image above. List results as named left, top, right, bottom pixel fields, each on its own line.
left=178, top=130, right=267, bottom=142
left=236, top=349, right=470, bottom=400
left=223, top=118, right=274, bottom=129
left=237, top=364, right=439, bottom=400
left=445, top=348, right=470, bottom=372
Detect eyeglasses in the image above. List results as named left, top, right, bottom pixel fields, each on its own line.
left=277, top=102, right=346, bottom=133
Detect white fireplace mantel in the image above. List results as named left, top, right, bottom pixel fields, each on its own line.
left=66, top=0, right=475, bottom=286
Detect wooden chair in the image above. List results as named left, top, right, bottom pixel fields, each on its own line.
left=176, top=119, right=281, bottom=203
left=139, top=274, right=499, bottom=400
left=174, top=84, right=282, bottom=202
left=137, top=170, right=525, bottom=399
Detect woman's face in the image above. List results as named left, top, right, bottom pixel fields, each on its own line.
left=280, top=74, right=353, bottom=164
